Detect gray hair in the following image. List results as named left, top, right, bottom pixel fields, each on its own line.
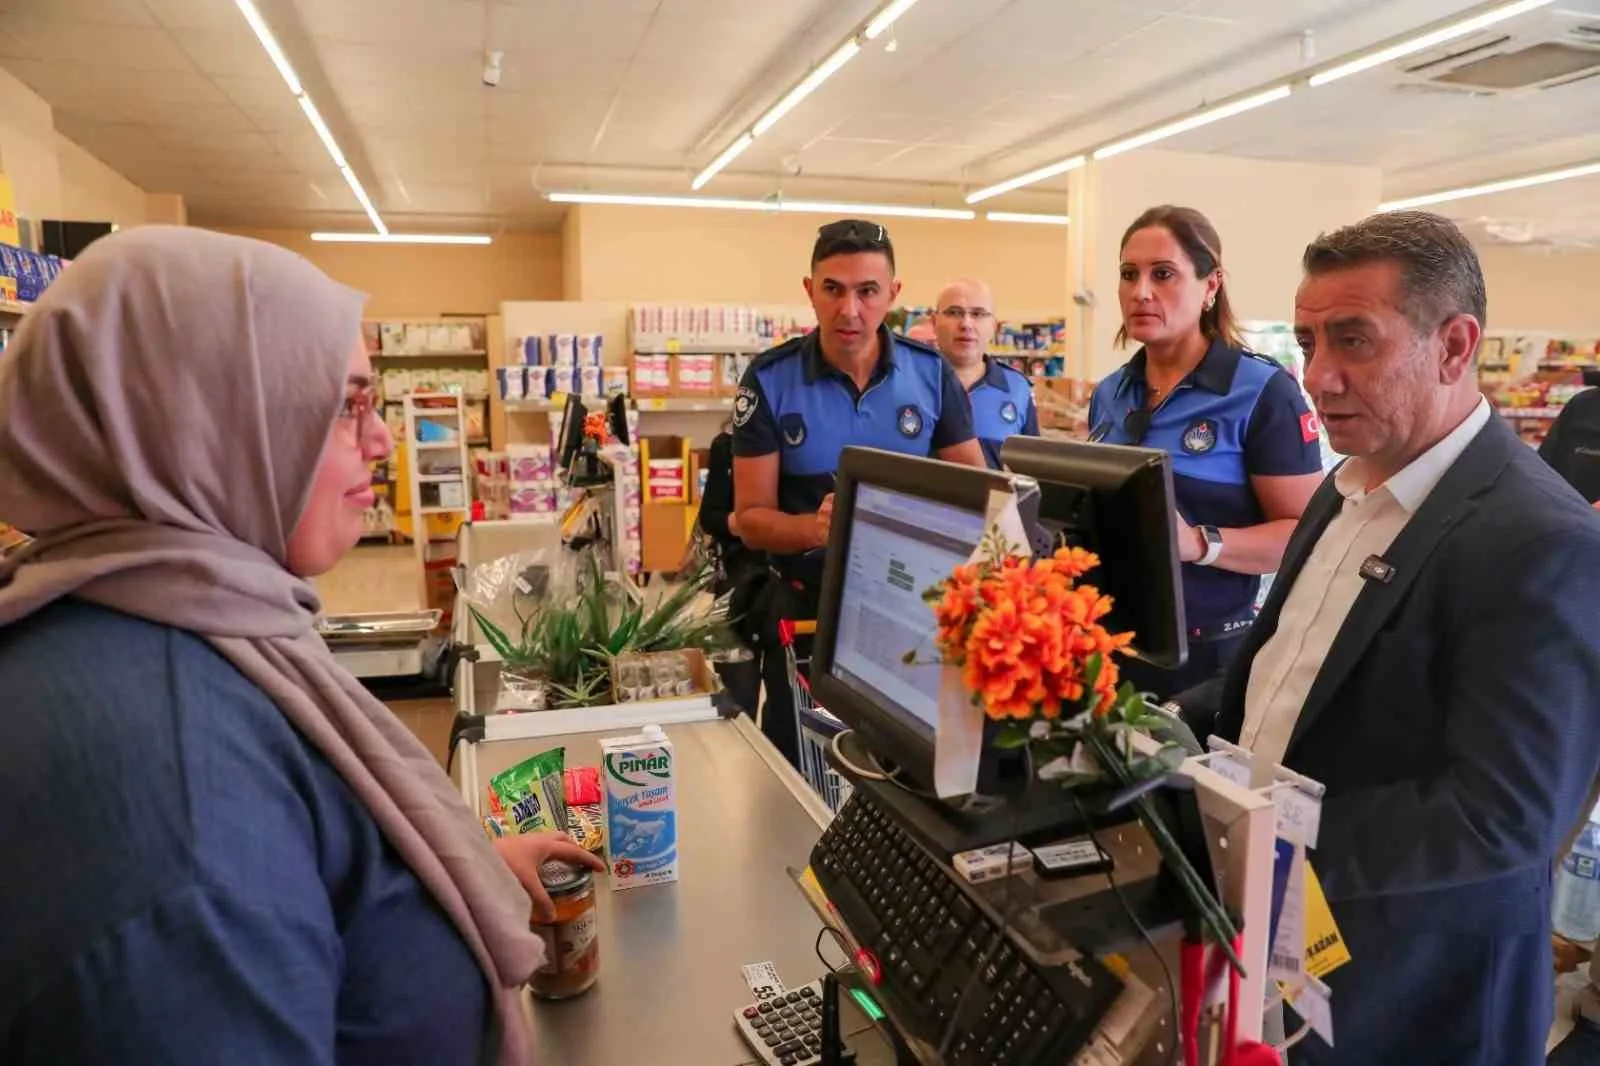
left=1301, top=210, right=1487, bottom=333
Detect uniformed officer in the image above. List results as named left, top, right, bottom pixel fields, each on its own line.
left=1089, top=205, right=1324, bottom=698
left=732, top=219, right=985, bottom=766
left=1539, top=384, right=1600, bottom=507
left=932, top=277, right=1039, bottom=468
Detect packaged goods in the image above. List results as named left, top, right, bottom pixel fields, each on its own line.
left=488, top=747, right=567, bottom=836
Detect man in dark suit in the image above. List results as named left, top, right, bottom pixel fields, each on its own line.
left=1175, top=211, right=1600, bottom=1065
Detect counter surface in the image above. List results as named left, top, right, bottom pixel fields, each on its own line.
left=465, top=717, right=848, bottom=1066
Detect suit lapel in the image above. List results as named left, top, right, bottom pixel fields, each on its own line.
left=1283, top=418, right=1517, bottom=755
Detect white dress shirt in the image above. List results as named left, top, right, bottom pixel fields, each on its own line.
left=1238, top=397, right=1491, bottom=775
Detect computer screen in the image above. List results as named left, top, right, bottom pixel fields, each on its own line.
left=829, top=484, right=989, bottom=743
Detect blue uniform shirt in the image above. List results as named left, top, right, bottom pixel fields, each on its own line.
left=1088, top=339, right=1322, bottom=638
left=733, top=325, right=975, bottom=581
left=968, top=358, right=1039, bottom=469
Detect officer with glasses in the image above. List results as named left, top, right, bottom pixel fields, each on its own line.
left=931, top=277, right=1038, bottom=469
left=1088, top=205, right=1323, bottom=699
left=732, top=219, right=985, bottom=767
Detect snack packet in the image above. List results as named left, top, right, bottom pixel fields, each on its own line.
left=489, top=747, right=566, bottom=835
left=563, top=766, right=605, bottom=854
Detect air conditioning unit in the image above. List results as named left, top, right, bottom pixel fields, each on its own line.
left=1389, top=8, right=1600, bottom=96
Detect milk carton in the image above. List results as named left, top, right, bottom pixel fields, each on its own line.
left=600, top=724, right=678, bottom=890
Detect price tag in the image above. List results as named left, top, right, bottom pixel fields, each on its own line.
left=742, top=961, right=786, bottom=1003
left=1274, top=786, right=1323, bottom=850
left=1268, top=844, right=1306, bottom=984
left=1208, top=752, right=1251, bottom=789
left=1287, top=973, right=1334, bottom=1047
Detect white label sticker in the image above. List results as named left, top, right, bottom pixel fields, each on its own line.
left=1289, top=973, right=1334, bottom=1047
left=1269, top=845, right=1306, bottom=983
left=1274, top=787, right=1323, bottom=850
left=1209, top=752, right=1251, bottom=789
left=742, top=961, right=786, bottom=1003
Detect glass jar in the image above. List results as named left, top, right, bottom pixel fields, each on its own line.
left=529, top=860, right=600, bottom=1000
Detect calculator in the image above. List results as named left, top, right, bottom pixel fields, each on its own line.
left=733, top=979, right=825, bottom=1066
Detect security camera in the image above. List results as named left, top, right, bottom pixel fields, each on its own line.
left=483, top=50, right=504, bottom=88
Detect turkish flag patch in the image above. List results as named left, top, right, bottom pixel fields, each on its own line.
left=1300, top=411, right=1321, bottom=443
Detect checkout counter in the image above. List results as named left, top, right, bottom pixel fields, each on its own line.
left=453, top=714, right=898, bottom=1065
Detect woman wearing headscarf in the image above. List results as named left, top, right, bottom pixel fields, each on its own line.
left=0, top=226, right=601, bottom=1065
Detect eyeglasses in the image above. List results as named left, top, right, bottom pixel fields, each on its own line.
left=816, top=219, right=889, bottom=245
left=339, top=383, right=381, bottom=443
left=1123, top=408, right=1152, bottom=444
left=938, top=306, right=994, bottom=322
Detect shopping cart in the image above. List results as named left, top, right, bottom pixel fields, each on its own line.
left=778, top=618, right=854, bottom=816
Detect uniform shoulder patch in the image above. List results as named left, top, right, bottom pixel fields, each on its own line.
left=732, top=385, right=759, bottom=428
left=897, top=404, right=925, bottom=437
left=1181, top=419, right=1218, bottom=454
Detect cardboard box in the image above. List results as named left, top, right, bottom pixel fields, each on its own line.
left=608, top=649, right=716, bottom=703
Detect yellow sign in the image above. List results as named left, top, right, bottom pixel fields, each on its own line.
left=0, top=173, right=18, bottom=248
left=1304, top=863, right=1351, bottom=978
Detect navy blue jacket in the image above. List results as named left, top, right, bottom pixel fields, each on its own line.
left=968, top=358, right=1039, bottom=469
left=1207, top=416, right=1600, bottom=1065
left=733, top=326, right=974, bottom=581
left=0, top=600, right=488, bottom=1066
left=1088, top=340, right=1321, bottom=637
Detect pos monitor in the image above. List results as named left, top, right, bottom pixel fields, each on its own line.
left=811, top=441, right=1187, bottom=811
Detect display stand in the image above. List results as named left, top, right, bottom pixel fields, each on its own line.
left=403, top=393, right=472, bottom=615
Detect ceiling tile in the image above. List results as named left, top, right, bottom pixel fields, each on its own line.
left=299, top=0, right=488, bottom=50
left=0, top=0, right=155, bottom=26
left=210, top=75, right=307, bottom=131
left=488, top=0, right=656, bottom=61
left=144, top=0, right=261, bottom=30
left=0, top=19, right=193, bottom=72
left=172, top=26, right=283, bottom=80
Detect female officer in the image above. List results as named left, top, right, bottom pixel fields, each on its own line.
left=1088, top=205, right=1324, bottom=698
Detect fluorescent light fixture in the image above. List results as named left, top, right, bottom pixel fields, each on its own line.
left=233, top=0, right=302, bottom=95
left=1309, top=0, right=1558, bottom=87
left=340, top=165, right=387, bottom=235
left=778, top=200, right=974, bottom=220
left=1093, top=85, right=1293, bottom=161
left=311, top=232, right=493, bottom=245
left=298, top=95, right=346, bottom=170
left=986, top=211, right=1071, bottom=225
left=1379, top=158, right=1600, bottom=211
left=692, top=133, right=754, bottom=191
left=547, top=191, right=775, bottom=212
left=966, top=156, right=1087, bottom=204
left=752, top=40, right=861, bottom=137
left=236, top=0, right=389, bottom=235
left=546, top=191, right=974, bottom=220
left=865, top=0, right=921, bottom=40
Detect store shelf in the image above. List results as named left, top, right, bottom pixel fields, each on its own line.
left=419, top=506, right=468, bottom=516
left=636, top=397, right=733, bottom=413
left=375, top=350, right=487, bottom=358
left=0, top=299, right=30, bottom=318
left=416, top=473, right=464, bottom=483
left=414, top=441, right=463, bottom=451
left=1500, top=407, right=1564, bottom=420
left=991, top=351, right=1065, bottom=359
left=504, top=399, right=559, bottom=412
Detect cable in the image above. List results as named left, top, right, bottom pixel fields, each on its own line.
left=815, top=924, right=850, bottom=974
left=830, top=729, right=890, bottom=781
left=1070, top=790, right=1181, bottom=1066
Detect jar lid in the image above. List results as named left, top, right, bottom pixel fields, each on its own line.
left=538, top=859, right=593, bottom=896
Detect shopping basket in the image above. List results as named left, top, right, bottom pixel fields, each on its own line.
left=778, top=618, right=853, bottom=816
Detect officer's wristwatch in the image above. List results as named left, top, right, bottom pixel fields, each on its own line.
left=1196, top=525, right=1223, bottom=567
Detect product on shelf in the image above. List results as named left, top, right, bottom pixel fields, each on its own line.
left=0, top=244, right=65, bottom=303
left=628, top=302, right=807, bottom=351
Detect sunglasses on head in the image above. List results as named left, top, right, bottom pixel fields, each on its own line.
left=1123, top=408, right=1152, bottom=444
left=816, top=219, right=889, bottom=246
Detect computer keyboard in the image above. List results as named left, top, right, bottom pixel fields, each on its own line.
left=734, top=980, right=824, bottom=1066
left=810, top=790, right=1122, bottom=1066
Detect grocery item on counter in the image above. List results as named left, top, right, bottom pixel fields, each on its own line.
left=601, top=724, right=678, bottom=890
left=488, top=746, right=567, bottom=836
left=564, top=766, right=606, bottom=854
left=529, top=860, right=600, bottom=999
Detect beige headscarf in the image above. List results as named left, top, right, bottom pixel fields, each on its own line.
left=0, top=226, right=540, bottom=1063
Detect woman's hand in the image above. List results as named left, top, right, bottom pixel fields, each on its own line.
left=1175, top=515, right=1204, bottom=563
left=494, top=832, right=606, bottom=921
left=727, top=511, right=742, bottom=536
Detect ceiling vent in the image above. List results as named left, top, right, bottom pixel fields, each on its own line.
left=1389, top=11, right=1600, bottom=94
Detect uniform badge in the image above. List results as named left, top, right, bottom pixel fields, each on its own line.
left=779, top=412, right=807, bottom=447
left=897, top=405, right=924, bottom=438
left=999, top=400, right=1018, bottom=424
left=732, top=386, right=758, bottom=428
left=1182, top=419, right=1217, bottom=454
